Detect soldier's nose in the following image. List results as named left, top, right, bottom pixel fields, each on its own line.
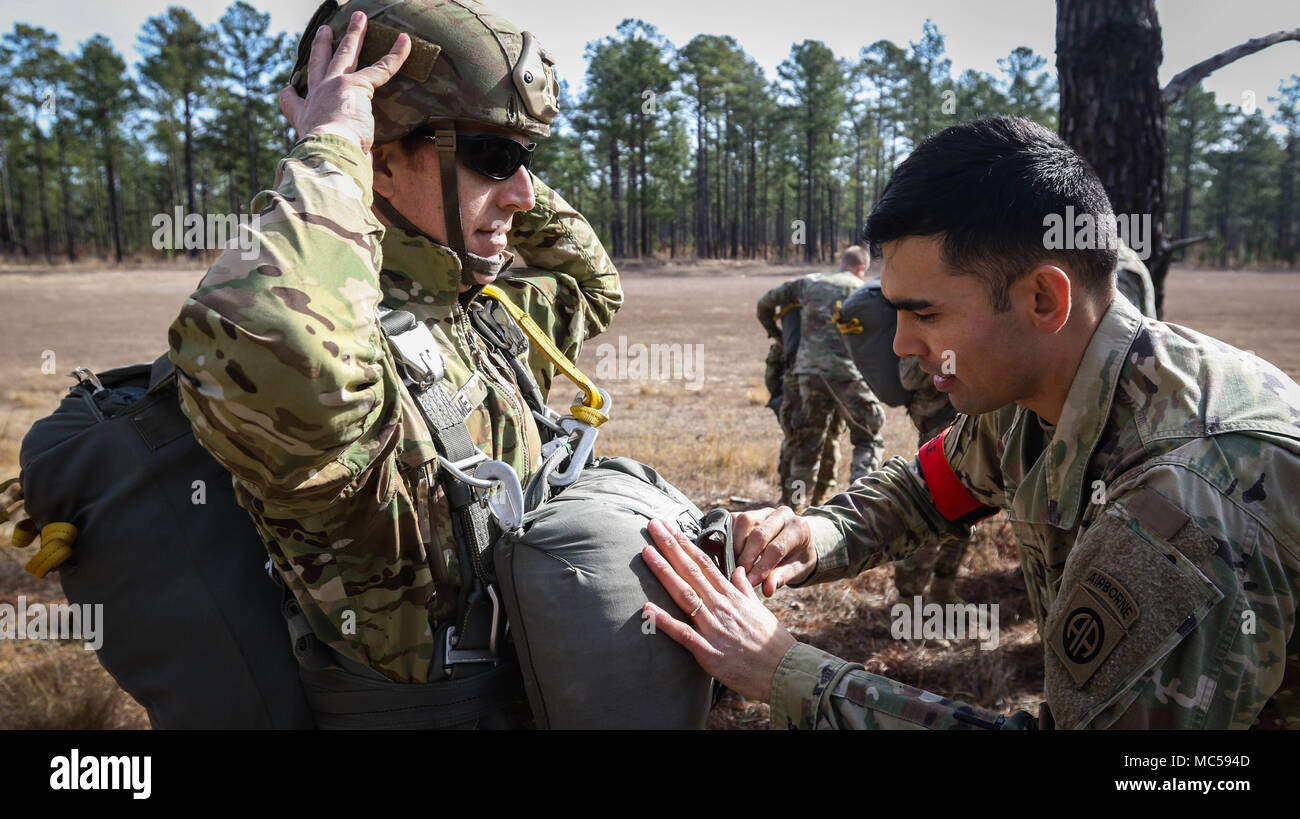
left=893, top=321, right=925, bottom=359
left=499, top=166, right=535, bottom=213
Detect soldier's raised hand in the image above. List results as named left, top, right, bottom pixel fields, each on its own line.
left=278, top=11, right=411, bottom=154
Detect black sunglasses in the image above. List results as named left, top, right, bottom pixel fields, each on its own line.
left=421, top=133, right=536, bottom=180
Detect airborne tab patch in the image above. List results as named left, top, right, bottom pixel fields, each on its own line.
left=1081, top=567, right=1140, bottom=629
left=1048, top=584, right=1127, bottom=687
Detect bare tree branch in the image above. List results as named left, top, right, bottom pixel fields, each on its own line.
left=1163, top=29, right=1300, bottom=106
left=1167, top=235, right=1211, bottom=254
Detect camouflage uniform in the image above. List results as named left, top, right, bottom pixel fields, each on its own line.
left=773, top=294, right=1300, bottom=729
left=168, top=134, right=620, bottom=683
left=891, top=354, right=965, bottom=603
left=760, top=300, right=842, bottom=508
left=1115, top=239, right=1158, bottom=319
left=758, top=272, right=885, bottom=507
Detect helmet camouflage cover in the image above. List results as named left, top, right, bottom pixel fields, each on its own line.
left=290, top=0, right=560, bottom=143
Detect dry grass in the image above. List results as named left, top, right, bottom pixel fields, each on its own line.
left=1, top=263, right=1297, bottom=729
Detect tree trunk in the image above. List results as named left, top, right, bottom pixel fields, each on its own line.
left=804, top=125, right=815, bottom=263
left=0, top=148, right=17, bottom=256
left=183, top=91, right=198, bottom=258
left=102, top=130, right=123, bottom=264
left=1057, top=0, right=1168, bottom=314
left=1279, top=136, right=1296, bottom=266
left=1177, top=119, right=1193, bottom=253
left=55, top=118, right=77, bottom=262
left=695, top=103, right=708, bottom=258
left=609, top=136, right=623, bottom=258
left=244, top=86, right=260, bottom=196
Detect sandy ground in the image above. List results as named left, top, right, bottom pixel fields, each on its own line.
left=0, top=261, right=1297, bottom=729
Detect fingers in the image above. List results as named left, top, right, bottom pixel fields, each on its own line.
left=278, top=86, right=303, bottom=129
left=306, top=24, right=333, bottom=91
left=747, top=510, right=803, bottom=584
left=731, top=507, right=773, bottom=577
left=641, top=601, right=717, bottom=665
left=641, top=538, right=717, bottom=631
left=737, top=506, right=797, bottom=585
left=328, top=11, right=368, bottom=77
left=656, top=519, right=733, bottom=596
left=352, top=32, right=412, bottom=89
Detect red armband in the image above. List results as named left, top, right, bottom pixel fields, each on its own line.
left=918, top=426, right=988, bottom=522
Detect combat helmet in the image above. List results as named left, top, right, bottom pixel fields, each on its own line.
left=289, top=0, right=561, bottom=278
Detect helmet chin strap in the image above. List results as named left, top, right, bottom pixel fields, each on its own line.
left=373, top=119, right=506, bottom=288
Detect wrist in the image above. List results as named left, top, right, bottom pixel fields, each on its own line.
left=306, top=123, right=363, bottom=150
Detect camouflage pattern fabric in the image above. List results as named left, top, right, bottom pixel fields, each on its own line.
left=778, top=369, right=843, bottom=509
left=893, top=354, right=966, bottom=600
left=756, top=271, right=870, bottom=381
left=168, top=133, right=620, bottom=683
left=1115, top=239, right=1157, bottom=319
left=775, top=294, right=1300, bottom=729
left=789, top=374, right=885, bottom=492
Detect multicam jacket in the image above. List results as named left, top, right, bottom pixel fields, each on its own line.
left=757, top=271, right=865, bottom=381
left=773, top=294, right=1300, bottom=729
left=1115, top=240, right=1157, bottom=319
left=168, top=133, right=620, bottom=683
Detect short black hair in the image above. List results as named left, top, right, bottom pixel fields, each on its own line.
left=863, top=116, right=1118, bottom=311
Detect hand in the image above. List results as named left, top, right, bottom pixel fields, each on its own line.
left=278, top=11, right=412, bottom=153
left=641, top=520, right=796, bottom=703
left=733, top=506, right=816, bottom=595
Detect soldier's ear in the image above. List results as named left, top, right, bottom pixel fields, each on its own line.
left=372, top=142, right=399, bottom=199
left=1022, top=263, right=1072, bottom=334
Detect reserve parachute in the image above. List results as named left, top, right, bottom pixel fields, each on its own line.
left=837, top=279, right=913, bottom=407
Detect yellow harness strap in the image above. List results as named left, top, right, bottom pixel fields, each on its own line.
left=834, top=302, right=863, bottom=335
left=479, top=285, right=608, bottom=427
left=23, top=522, right=77, bottom=579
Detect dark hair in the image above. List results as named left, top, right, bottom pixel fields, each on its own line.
left=863, top=116, right=1118, bottom=311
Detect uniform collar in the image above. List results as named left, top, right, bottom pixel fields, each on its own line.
left=378, top=227, right=514, bottom=308
left=1035, top=294, right=1144, bottom=528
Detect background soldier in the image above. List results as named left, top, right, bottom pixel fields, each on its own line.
left=168, top=0, right=620, bottom=719
left=757, top=246, right=885, bottom=512
left=761, top=298, right=843, bottom=509
left=642, top=116, right=1300, bottom=730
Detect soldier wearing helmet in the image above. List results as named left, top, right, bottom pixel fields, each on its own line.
left=167, top=0, right=621, bottom=723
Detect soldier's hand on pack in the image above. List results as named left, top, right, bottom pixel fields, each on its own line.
left=279, top=11, right=411, bottom=154
left=732, top=506, right=816, bottom=596
left=641, top=520, right=796, bottom=703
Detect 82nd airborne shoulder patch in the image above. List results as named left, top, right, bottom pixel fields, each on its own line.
left=1049, top=568, right=1140, bottom=687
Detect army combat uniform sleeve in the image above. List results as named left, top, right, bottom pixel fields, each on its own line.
left=497, top=172, right=622, bottom=395
left=757, top=279, right=801, bottom=339
left=794, top=410, right=1003, bottom=586
left=167, top=133, right=440, bottom=681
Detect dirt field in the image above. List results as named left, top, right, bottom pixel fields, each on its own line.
left=1, top=260, right=1297, bottom=729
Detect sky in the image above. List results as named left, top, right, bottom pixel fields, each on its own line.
left=2, top=0, right=1297, bottom=117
